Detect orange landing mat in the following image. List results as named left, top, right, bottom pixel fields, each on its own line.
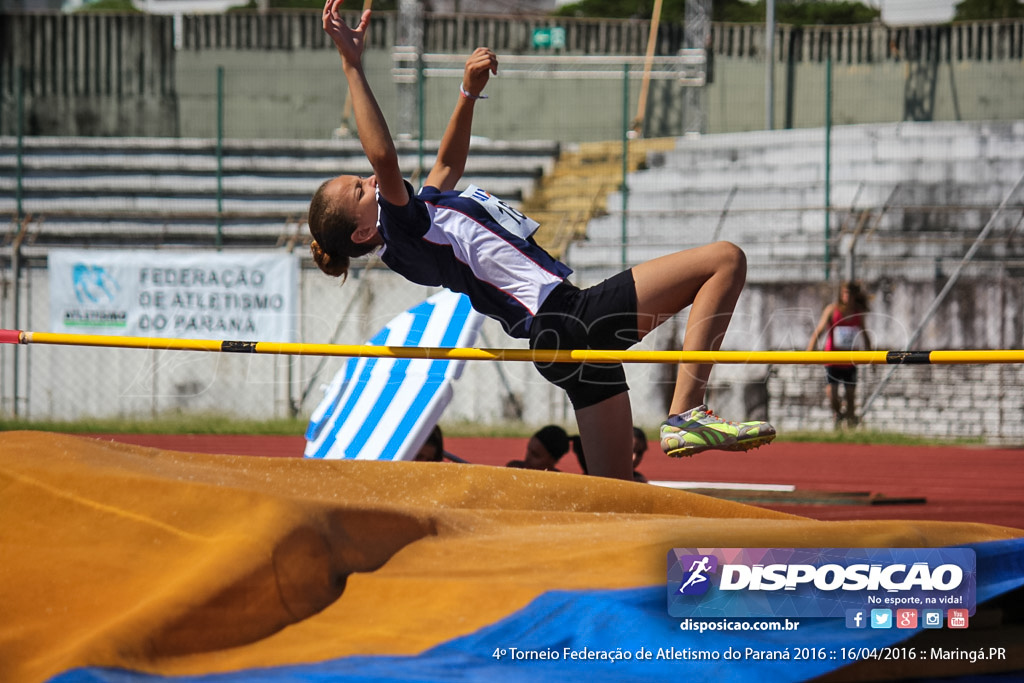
left=1, top=431, right=1021, bottom=683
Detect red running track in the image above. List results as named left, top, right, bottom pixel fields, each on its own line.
left=82, top=433, right=1024, bottom=532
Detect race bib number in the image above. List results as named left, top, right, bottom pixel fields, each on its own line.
left=460, top=185, right=540, bottom=240
left=832, top=324, right=860, bottom=350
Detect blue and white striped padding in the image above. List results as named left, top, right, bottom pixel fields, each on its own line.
left=304, top=290, right=483, bottom=461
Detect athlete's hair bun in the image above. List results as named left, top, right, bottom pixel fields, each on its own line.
left=310, top=239, right=350, bottom=280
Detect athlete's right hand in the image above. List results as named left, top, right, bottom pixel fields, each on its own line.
left=323, top=0, right=370, bottom=66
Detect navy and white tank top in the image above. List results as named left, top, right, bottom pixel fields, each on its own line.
left=377, top=182, right=572, bottom=338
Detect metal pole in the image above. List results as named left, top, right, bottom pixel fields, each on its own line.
left=216, top=65, right=224, bottom=251
left=621, top=63, right=630, bottom=271
left=10, top=222, right=28, bottom=419
left=398, top=0, right=423, bottom=140
left=824, top=53, right=833, bottom=281
left=765, top=0, right=775, bottom=130
left=417, top=53, right=425, bottom=180
left=683, top=0, right=711, bottom=136
left=16, top=68, right=24, bottom=222
left=11, top=69, right=26, bottom=418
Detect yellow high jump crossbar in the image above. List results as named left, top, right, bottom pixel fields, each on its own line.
left=3, top=329, right=1024, bottom=365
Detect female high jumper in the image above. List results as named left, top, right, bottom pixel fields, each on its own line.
left=307, top=1, right=775, bottom=480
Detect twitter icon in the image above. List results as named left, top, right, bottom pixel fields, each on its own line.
left=870, top=609, right=893, bottom=629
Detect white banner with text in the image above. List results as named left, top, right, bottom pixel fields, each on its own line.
left=48, top=250, right=299, bottom=342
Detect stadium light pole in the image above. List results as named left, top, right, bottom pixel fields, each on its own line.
left=16, top=67, right=24, bottom=221
left=621, top=63, right=630, bottom=272
left=215, top=66, right=225, bottom=251
left=824, top=52, right=833, bottom=281
left=765, top=0, right=775, bottom=130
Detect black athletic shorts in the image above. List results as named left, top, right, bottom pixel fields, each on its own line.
left=528, top=270, right=641, bottom=410
left=825, top=365, right=857, bottom=385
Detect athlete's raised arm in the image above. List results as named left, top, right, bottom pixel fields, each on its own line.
left=322, top=0, right=408, bottom=206
left=425, top=47, right=498, bottom=192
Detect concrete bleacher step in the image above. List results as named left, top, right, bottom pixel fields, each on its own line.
left=628, top=162, right=1024, bottom=197
left=585, top=210, right=811, bottom=241
left=530, top=175, right=619, bottom=196
left=653, top=120, right=1024, bottom=166
left=605, top=183, right=836, bottom=211
left=0, top=151, right=551, bottom=182
left=564, top=241, right=830, bottom=280
left=658, top=136, right=1024, bottom=171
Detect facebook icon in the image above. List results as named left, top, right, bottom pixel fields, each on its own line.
left=845, top=609, right=867, bottom=629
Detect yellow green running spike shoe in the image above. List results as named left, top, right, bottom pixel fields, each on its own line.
left=660, top=404, right=776, bottom=458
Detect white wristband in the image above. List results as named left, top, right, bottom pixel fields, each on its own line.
left=460, top=83, right=488, bottom=100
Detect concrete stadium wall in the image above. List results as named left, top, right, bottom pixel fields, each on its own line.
left=3, top=13, right=1024, bottom=140
left=3, top=264, right=1022, bottom=443
left=709, top=58, right=1024, bottom=133
left=170, top=49, right=1024, bottom=141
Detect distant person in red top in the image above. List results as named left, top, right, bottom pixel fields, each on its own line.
left=807, top=281, right=873, bottom=428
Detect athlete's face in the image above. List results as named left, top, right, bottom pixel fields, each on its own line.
left=328, top=174, right=380, bottom=245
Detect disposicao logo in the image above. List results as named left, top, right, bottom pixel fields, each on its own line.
left=667, top=548, right=976, bottom=619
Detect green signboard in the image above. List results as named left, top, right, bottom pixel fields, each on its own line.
left=531, top=27, right=566, bottom=50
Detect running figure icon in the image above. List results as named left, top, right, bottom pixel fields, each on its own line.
left=678, top=556, right=713, bottom=593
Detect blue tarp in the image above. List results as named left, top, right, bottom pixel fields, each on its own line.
left=52, top=537, right=1024, bottom=683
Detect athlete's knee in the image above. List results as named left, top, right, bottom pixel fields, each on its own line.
left=712, top=241, right=746, bottom=278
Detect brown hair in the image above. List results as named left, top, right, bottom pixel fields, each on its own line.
left=307, top=178, right=375, bottom=281
left=839, top=281, right=870, bottom=312
left=423, top=424, right=444, bottom=462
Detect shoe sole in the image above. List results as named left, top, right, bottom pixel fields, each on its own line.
left=664, top=433, right=776, bottom=458
left=723, top=434, right=777, bottom=452
left=664, top=445, right=713, bottom=458
left=663, top=435, right=737, bottom=458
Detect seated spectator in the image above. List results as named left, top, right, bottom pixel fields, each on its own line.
left=506, top=425, right=570, bottom=472
left=413, top=425, right=445, bottom=462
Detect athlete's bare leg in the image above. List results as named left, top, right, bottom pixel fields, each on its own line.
left=632, top=241, right=746, bottom=414
left=573, top=241, right=747, bottom=480
left=575, top=392, right=634, bottom=480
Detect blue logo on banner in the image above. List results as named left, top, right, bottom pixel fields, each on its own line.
left=667, top=548, right=976, bottom=619
left=72, top=264, right=120, bottom=304
left=845, top=609, right=867, bottom=629
left=922, top=609, right=944, bottom=628
left=871, top=609, right=893, bottom=629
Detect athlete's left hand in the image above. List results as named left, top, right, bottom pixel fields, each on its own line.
left=462, top=47, right=498, bottom=98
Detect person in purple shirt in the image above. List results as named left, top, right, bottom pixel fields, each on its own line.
left=306, top=2, right=775, bottom=480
